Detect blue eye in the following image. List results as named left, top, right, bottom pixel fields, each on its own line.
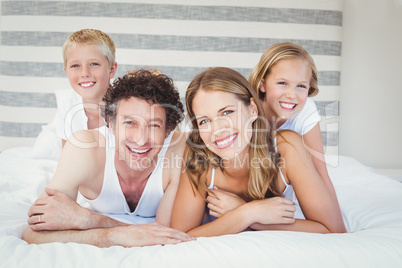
left=70, top=64, right=79, bottom=68
left=223, top=110, right=233, bottom=116
left=198, top=119, right=209, bottom=126
left=298, top=84, right=307, bottom=89
left=90, top=62, right=100, bottom=66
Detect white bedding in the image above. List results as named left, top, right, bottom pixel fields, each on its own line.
left=1, top=147, right=401, bottom=267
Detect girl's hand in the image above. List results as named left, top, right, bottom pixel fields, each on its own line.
left=249, top=197, right=296, bottom=226
left=207, top=187, right=246, bottom=218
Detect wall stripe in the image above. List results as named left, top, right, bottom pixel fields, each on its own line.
left=0, top=122, right=43, bottom=138
left=0, top=91, right=56, bottom=108
left=1, top=32, right=342, bottom=56
left=1, top=18, right=342, bottom=41
left=1, top=1, right=342, bottom=26
left=0, top=61, right=341, bottom=86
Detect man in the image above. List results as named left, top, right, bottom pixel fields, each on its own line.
left=22, top=70, right=193, bottom=247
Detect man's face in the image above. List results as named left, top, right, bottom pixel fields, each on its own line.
left=112, top=97, right=169, bottom=172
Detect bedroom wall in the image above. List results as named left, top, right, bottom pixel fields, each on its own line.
left=340, top=0, right=402, bottom=169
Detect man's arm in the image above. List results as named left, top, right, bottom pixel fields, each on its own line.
left=27, top=188, right=128, bottom=231
left=24, top=130, right=123, bottom=242
left=155, top=131, right=187, bottom=226
left=23, top=222, right=194, bottom=247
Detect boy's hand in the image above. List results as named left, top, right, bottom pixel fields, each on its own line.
left=207, top=187, right=246, bottom=218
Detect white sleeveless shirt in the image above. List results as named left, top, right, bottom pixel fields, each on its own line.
left=77, top=126, right=174, bottom=224
left=207, top=167, right=305, bottom=220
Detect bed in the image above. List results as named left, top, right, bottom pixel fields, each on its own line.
left=1, top=147, right=402, bottom=267
left=1, top=0, right=402, bottom=267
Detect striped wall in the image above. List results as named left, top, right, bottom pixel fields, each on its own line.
left=0, top=0, right=343, bottom=154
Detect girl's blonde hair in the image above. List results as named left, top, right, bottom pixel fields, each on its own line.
left=249, top=42, right=319, bottom=99
left=185, top=67, right=281, bottom=200
left=62, top=29, right=115, bottom=68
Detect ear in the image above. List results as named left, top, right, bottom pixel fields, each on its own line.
left=259, top=80, right=266, bottom=93
left=109, top=121, right=115, bottom=135
left=165, top=129, right=172, bottom=139
left=249, top=98, right=259, bottom=121
left=109, top=62, right=118, bottom=79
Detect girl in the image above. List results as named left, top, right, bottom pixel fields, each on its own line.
left=248, top=42, right=339, bottom=207
left=171, top=67, right=345, bottom=237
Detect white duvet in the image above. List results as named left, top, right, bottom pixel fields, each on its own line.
left=1, top=147, right=401, bottom=267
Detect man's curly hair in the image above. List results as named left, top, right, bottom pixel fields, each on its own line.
left=101, top=69, right=184, bottom=132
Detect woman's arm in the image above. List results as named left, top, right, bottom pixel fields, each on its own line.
left=171, top=166, right=295, bottom=237
left=273, top=130, right=346, bottom=233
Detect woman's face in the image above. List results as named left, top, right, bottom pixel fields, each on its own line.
left=191, top=89, right=258, bottom=162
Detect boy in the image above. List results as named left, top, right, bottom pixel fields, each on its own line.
left=32, top=29, right=117, bottom=158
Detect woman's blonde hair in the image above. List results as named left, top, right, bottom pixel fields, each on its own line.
left=62, top=29, right=115, bottom=68
left=249, top=42, right=319, bottom=99
left=185, top=67, right=281, bottom=200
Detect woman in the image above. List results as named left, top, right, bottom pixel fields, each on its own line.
left=171, top=67, right=345, bottom=237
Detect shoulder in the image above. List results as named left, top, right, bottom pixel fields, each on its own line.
left=66, top=129, right=106, bottom=149
left=162, top=131, right=188, bottom=186
left=165, top=131, right=188, bottom=158
left=276, top=130, right=307, bottom=158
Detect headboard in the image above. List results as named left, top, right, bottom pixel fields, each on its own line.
left=0, top=0, right=342, bottom=156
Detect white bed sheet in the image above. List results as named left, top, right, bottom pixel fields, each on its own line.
left=1, top=147, right=401, bottom=267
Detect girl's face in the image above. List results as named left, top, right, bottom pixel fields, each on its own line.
left=260, top=58, right=310, bottom=128
left=192, top=89, right=258, bottom=162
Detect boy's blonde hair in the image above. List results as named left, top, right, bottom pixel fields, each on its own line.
left=62, top=29, right=115, bottom=68
left=249, top=42, right=319, bottom=99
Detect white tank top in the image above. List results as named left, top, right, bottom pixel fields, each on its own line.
left=77, top=126, right=174, bottom=220
left=208, top=167, right=305, bottom=219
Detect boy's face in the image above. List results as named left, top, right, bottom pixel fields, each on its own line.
left=64, top=44, right=117, bottom=103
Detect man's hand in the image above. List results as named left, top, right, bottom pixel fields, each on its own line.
left=27, top=188, right=92, bottom=231
left=108, top=222, right=195, bottom=247
left=207, top=187, right=246, bottom=218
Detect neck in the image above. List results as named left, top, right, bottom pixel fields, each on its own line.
left=221, top=147, right=250, bottom=180
left=114, top=150, right=156, bottom=185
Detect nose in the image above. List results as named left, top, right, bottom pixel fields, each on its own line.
left=132, top=126, right=149, bottom=147
left=81, top=65, right=90, bottom=77
left=212, top=117, right=231, bottom=137
left=124, top=122, right=149, bottom=147
left=285, top=86, right=296, bottom=99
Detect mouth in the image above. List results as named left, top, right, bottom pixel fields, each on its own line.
left=214, top=134, right=238, bottom=149
left=79, top=81, right=95, bottom=88
left=279, top=102, right=297, bottom=110
left=126, top=145, right=151, bottom=155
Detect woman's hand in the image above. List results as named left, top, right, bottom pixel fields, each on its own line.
left=207, top=187, right=246, bottom=218
left=248, top=197, right=296, bottom=226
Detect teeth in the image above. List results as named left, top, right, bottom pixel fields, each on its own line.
left=280, top=102, right=296, bottom=109
left=128, top=146, right=150, bottom=154
left=216, top=134, right=236, bottom=146
left=80, top=82, right=95, bottom=88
